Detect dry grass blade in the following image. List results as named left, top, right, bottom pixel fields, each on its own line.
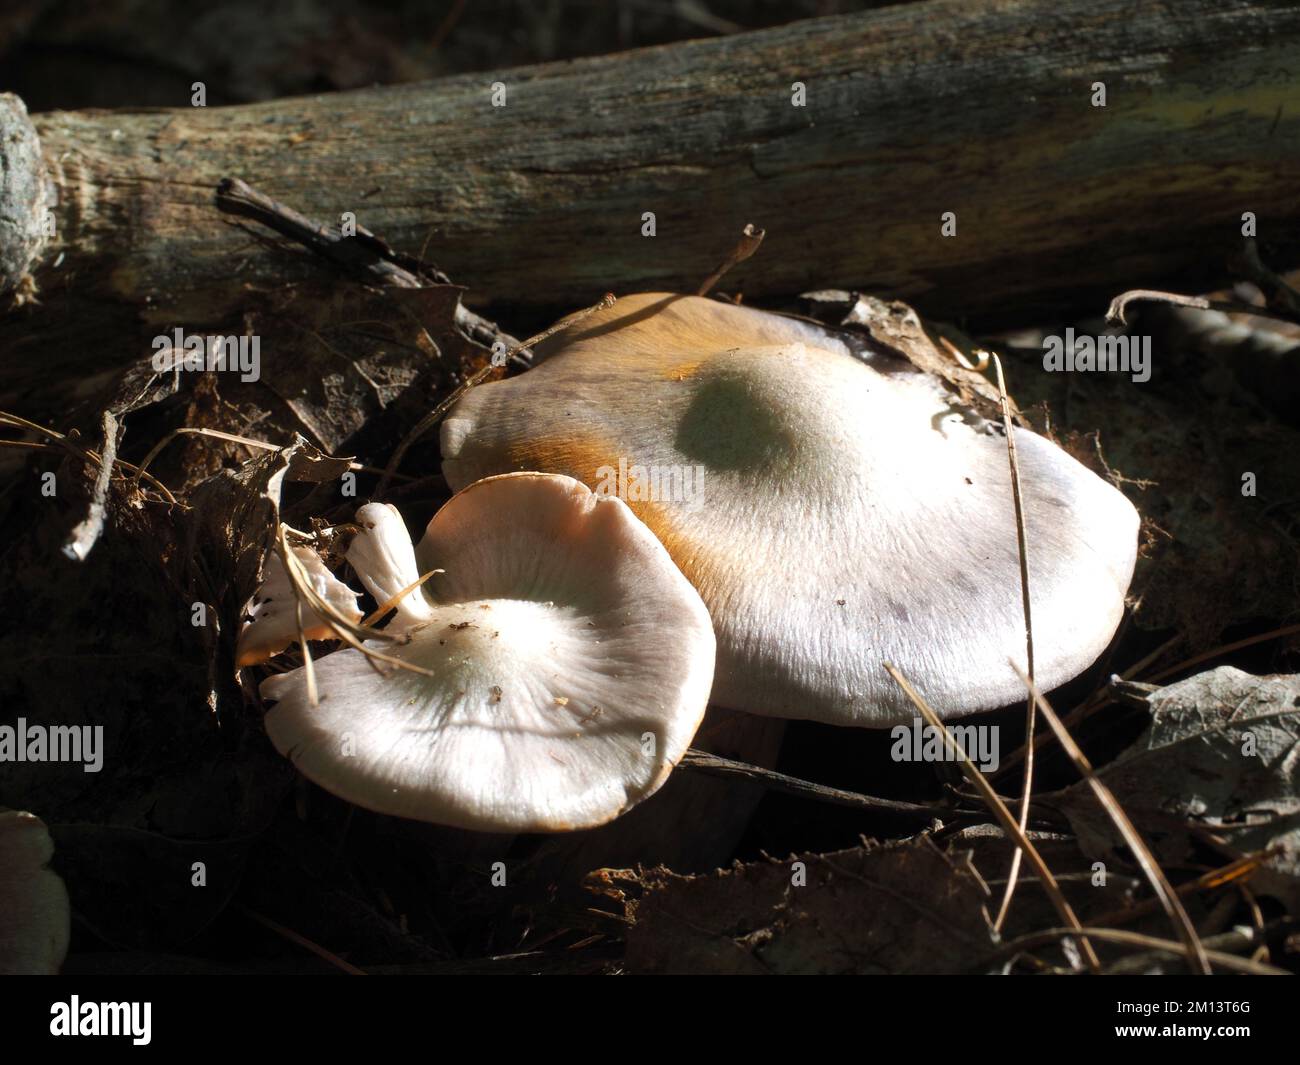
left=992, top=631, right=1185, bottom=782
left=994, top=532, right=1300, bottom=786
left=1012, top=663, right=1212, bottom=975
left=936, top=335, right=990, bottom=372
left=293, top=596, right=319, bottom=708
left=1142, top=622, right=1300, bottom=685
left=0, top=439, right=59, bottom=453
left=361, top=568, right=444, bottom=627
left=997, top=621, right=1300, bottom=782
left=883, top=662, right=1101, bottom=973
left=375, top=365, right=494, bottom=496
left=978, top=925, right=1288, bottom=975
left=0, top=409, right=177, bottom=502
left=131, top=426, right=412, bottom=488
left=377, top=293, right=617, bottom=495
left=1088, top=849, right=1277, bottom=929
left=271, top=522, right=443, bottom=683
left=987, top=353, right=1036, bottom=934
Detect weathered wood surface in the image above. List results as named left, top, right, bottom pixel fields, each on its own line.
left=2, top=0, right=1299, bottom=416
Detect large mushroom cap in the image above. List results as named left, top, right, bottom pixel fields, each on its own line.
left=261, top=473, right=715, bottom=832
left=441, top=293, right=1139, bottom=725
left=0, top=810, right=70, bottom=974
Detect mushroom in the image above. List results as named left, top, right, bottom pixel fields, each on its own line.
left=440, top=293, right=1140, bottom=725
left=0, top=810, right=70, bottom=974
left=236, top=543, right=362, bottom=667
left=342, top=501, right=434, bottom=627
left=260, top=473, right=715, bottom=832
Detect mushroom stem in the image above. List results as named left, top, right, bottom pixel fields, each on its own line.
left=346, top=503, right=434, bottom=626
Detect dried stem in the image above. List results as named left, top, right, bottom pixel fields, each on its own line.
left=884, top=662, right=1101, bottom=973
left=376, top=294, right=616, bottom=496
left=989, top=352, right=1036, bottom=934
left=678, top=749, right=950, bottom=819
left=1013, top=664, right=1211, bottom=974
left=697, top=223, right=765, bottom=297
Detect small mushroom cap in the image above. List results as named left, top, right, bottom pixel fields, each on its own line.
left=0, top=810, right=70, bottom=975
left=441, top=293, right=1139, bottom=725
left=236, top=544, right=362, bottom=667
left=261, top=473, right=715, bottom=832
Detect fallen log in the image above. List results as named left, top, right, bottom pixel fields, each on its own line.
left=2, top=0, right=1300, bottom=418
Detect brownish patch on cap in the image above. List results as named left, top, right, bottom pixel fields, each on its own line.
left=664, top=359, right=703, bottom=382
left=488, top=429, right=724, bottom=597
left=543, top=293, right=821, bottom=372
left=633, top=501, right=730, bottom=605
left=494, top=430, right=616, bottom=483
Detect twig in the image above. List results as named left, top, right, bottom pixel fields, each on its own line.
left=237, top=905, right=365, bottom=975
left=1106, top=288, right=1300, bottom=328
left=62, top=409, right=119, bottom=561
left=1087, top=849, right=1276, bottom=929
left=697, top=223, right=765, bottom=297
left=0, top=409, right=176, bottom=503
left=1142, top=621, right=1300, bottom=685
left=374, top=363, right=495, bottom=499
left=215, top=177, right=529, bottom=361
left=883, top=662, right=1101, bottom=973
left=975, top=924, right=1288, bottom=975
left=375, top=293, right=616, bottom=496
left=216, top=177, right=443, bottom=288
left=678, top=749, right=948, bottom=819
left=1013, top=664, right=1211, bottom=975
